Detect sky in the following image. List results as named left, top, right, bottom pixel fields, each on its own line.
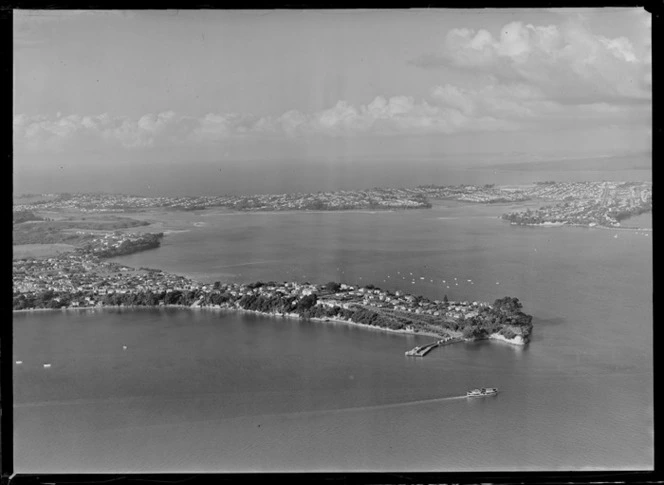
left=13, top=8, right=652, bottom=194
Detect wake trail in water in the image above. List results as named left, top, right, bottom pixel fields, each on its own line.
left=318, top=395, right=468, bottom=416
left=14, top=394, right=468, bottom=411
left=14, top=395, right=470, bottom=436
left=217, top=260, right=281, bottom=268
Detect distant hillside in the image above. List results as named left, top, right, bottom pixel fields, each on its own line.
left=489, top=153, right=651, bottom=173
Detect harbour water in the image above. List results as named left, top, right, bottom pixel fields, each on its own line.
left=13, top=201, right=653, bottom=472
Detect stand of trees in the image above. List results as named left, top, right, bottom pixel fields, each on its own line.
left=13, top=284, right=533, bottom=342
left=92, top=233, right=164, bottom=258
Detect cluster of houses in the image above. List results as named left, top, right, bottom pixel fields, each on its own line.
left=14, top=250, right=496, bottom=322
left=524, top=181, right=651, bottom=204
left=13, top=181, right=652, bottom=218
left=415, top=185, right=530, bottom=203
left=13, top=187, right=432, bottom=214
left=84, top=231, right=160, bottom=255
left=223, top=281, right=492, bottom=320
left=502, top=181, right=652, bottom=227
left=13, top=253, right=192, bottom=298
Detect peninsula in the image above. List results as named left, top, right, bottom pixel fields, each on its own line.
left=13, top=251, right=533, bottom=345
left=501, top=181, right=651, bottom=228
left=14, top=180, right=651, bottom=230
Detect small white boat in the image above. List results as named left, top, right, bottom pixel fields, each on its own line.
left=15, top=361, right=23, bottom=365
left=43, top=363, right=51, bottom=368
left=466, top=387, right=498, bottom=397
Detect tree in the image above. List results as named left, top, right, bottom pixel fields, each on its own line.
left=443, top=294, right=449, bottom=305
left=164, top=290, right=183, bottom=305
left=325, top=281, right=341, bottom=292
left=463, top=326, right=487, bottom=339
left=493, top=297, right=522, bottom=314
left=296, top=294, right=317, bottom=311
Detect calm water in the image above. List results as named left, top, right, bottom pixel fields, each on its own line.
left=14, top=202, right=653, bottom=472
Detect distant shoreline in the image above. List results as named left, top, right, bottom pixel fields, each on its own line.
left=505, top=218, right=652, bottom=231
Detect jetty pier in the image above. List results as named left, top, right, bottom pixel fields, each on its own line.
left=405, top=337, right=462, bottom=357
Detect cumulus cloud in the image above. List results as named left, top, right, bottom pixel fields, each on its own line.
left=429, top=80, right=648, bottom=128
left=413, top=17, right=651, bottom=103
left=14, top=94, right=526, bottom=152
left=15, top=65, right=648, bottom=153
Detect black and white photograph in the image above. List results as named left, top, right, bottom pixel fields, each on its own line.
left=11, top=8, right=653, bottom=474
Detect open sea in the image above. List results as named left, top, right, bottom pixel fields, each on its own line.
left=13, top=199, right=653, bottom=472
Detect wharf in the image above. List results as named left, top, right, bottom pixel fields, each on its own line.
left=405, top=337, right=463, bottom=357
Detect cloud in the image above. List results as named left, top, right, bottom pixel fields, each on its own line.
left=412, top=17, right=651, bottom=103
left=15, top=95, right=527, bottom=152
left=15, top=70, right=649, bottom=153
left=429, top=80, right=649, bottom=129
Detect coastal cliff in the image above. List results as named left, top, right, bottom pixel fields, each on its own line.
left=488, top=332, right=526, bottom=346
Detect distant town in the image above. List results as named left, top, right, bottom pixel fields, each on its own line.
left=14, top=180, right=651, bottom=228
left=501, top=181, right=652, bottom=227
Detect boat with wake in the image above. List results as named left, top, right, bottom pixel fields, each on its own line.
left=466, top=387, right=498, bottom=397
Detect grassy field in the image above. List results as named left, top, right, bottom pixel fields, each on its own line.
left=13, top=216, right=151, bottom=245
left=13, top=244, right=76, bottom=259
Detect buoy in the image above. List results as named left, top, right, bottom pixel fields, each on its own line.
left=122, top=345, right=127, bottom=350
